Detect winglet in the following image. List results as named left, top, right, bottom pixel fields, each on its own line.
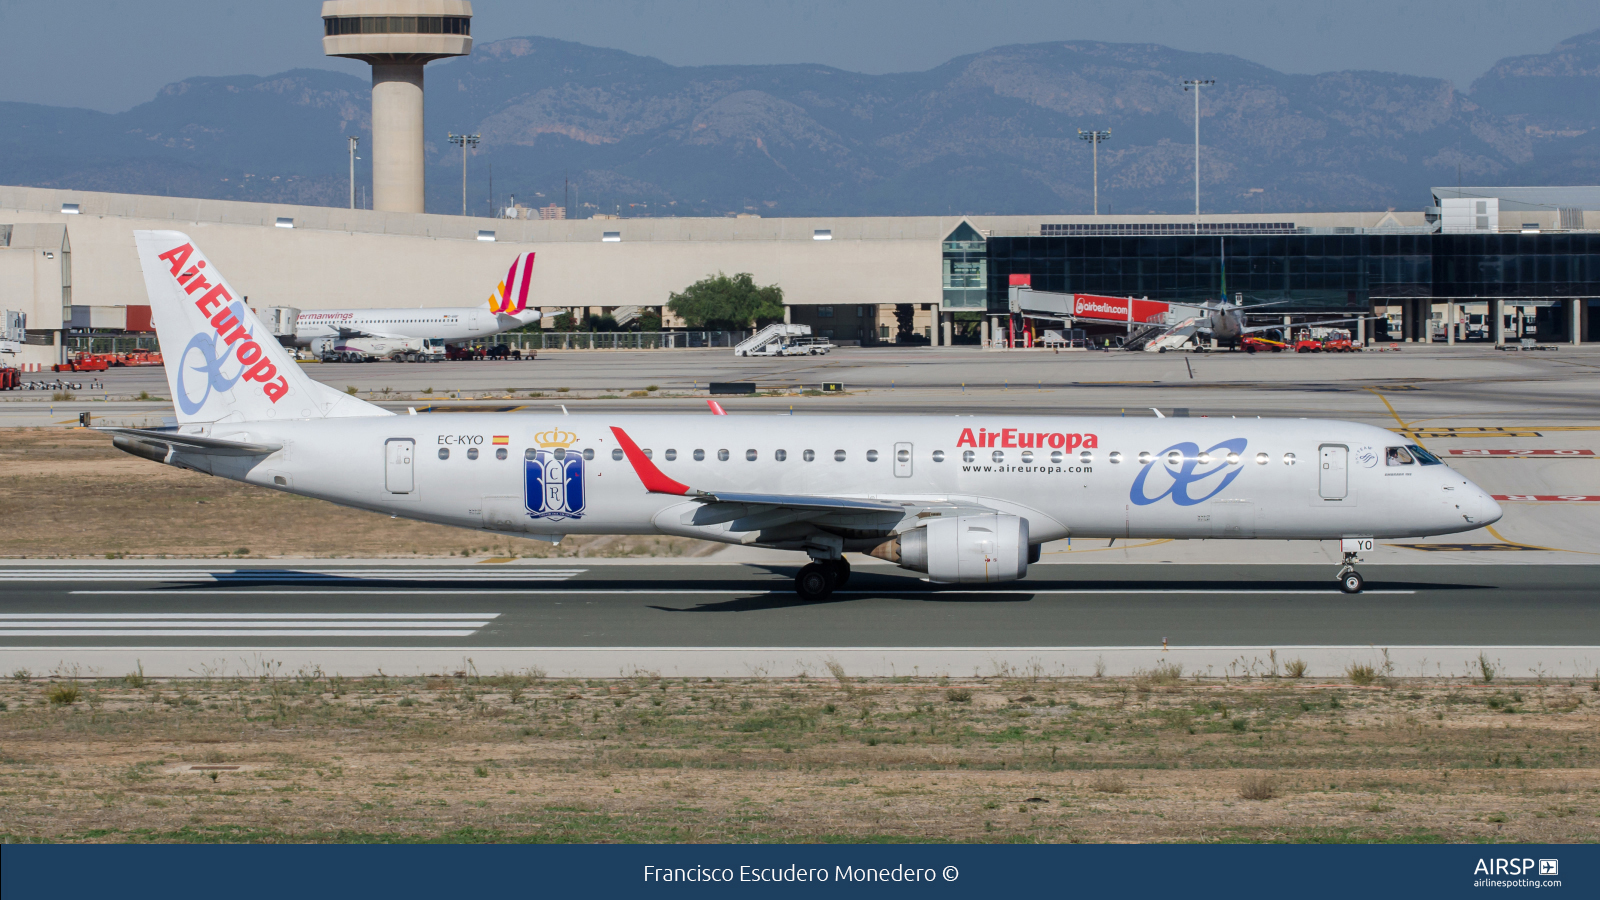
left=610, top=426, right=692, bottom=495
left=707, top=399, right=727, bottom=415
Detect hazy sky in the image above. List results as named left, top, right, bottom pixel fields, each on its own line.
left=1, top=0, right=1595, bottom=113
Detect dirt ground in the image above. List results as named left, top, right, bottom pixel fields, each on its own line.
left=1, top=671, right=1594, bottom=844
left=0, top=428, right=714, bottom=559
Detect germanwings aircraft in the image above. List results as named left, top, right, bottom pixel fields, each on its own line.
left=287, top=252, right=542, bottom=347
left=106, top=231, right=1502, bottom=600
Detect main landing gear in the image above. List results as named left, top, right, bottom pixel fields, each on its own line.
left=1337, top=551, right=1364, bottom=594
left=795, top=557, right=850, bottom=601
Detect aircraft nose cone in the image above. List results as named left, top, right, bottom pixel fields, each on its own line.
left=1475, top=489, right=1504, bottom=527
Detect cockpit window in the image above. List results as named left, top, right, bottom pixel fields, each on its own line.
left=1408, top=444, right=1443, bottom=466
left=1386, top=446, right=1414, bottom=466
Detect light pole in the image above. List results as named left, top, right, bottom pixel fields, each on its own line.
left=1181, top=79, right=1214, bottom=233
left=447, top=132, right=480, bottom=216
left=1077, top=129, right=1111, bottom=216
left=347, top=136, right=360, bottom=210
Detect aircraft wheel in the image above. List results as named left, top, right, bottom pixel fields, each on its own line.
left=829, top=557, right=851, bottom=587
left=1339, top=571, right=1364, bottom=594
left=795, top=563, right=835, bottom=601
left=1157, top=347, right=1167, bottom=353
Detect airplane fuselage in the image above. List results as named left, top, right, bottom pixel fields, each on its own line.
left=291, top=307, right=540, bottom=346
left=187, top=414, right=1498, bottom=546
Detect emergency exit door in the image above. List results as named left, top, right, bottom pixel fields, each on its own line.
left=1319, top=444, right=1347, bottom=500
left=894, top=442, right=913, bottom=477
left=385, top=439, right=414, bottom=493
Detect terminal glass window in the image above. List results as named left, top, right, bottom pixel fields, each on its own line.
left=324, top=16, right=471, bottom=36
left=942, top=222, right=988, bottom=311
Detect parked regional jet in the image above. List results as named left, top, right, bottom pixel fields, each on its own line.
left=284, top=252, right=542, bottom=347
left=105, top=232, right=1502, bottom=599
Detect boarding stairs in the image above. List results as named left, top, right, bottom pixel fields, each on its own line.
left=734, top=323, right=811, bottom=356
left=611, top=306, right=642, bottom=327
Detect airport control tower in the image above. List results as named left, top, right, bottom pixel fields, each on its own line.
left=322, top=1, right=473, bottom=213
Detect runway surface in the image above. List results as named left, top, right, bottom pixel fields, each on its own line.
left=2, top=561, right=1595, bottom=647
left=5, top=562, right=1594, bottom=677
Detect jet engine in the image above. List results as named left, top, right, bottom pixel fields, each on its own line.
left=869, top=514, right=1029, bottom=583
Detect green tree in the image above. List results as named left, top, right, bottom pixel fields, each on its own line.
left=666, top=272, right=784, bottom=330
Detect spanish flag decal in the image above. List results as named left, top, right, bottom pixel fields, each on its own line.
left=492, top=435, right=509, bottom=445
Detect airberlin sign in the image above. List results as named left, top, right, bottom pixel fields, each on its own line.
left=158, top=242, right=290, bottom=412
left=1072, top=294, right=1169, bottom=323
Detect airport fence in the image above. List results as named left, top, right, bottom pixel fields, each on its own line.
left=64, top=334, right=162, bottom=354
left=63, top=331, right=750, bottom=354
left=465, top=331, right=751, bottom=351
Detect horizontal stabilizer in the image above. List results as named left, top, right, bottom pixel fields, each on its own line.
left=99, top=426, right=281, bottom=464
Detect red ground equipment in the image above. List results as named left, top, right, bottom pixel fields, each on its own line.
left=55, top=353, right=112, bottom=372
left=1321, top=330, right=1356, bottom=352
left=1292, top=329, right=1323, bottom=353
left=1242, top=335, right=1287, bottom=353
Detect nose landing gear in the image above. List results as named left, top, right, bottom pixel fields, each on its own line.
left=1337, top=550, right=1364, bottom=594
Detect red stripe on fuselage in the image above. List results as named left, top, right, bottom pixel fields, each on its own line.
left=610, top=426, right=691, bottom=495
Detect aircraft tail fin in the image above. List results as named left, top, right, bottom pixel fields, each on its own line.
left=133, top=230, right=390, bottom=424
left=487, top=252, right=536, bottom=314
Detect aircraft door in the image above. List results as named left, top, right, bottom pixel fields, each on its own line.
left=894, top=442, right=913, bottom=477
left=1319, top=444, right=1348, bottom=500
left=385, top=439, right=414, bottom=493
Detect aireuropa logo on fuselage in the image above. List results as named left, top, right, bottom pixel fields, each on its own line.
left=525, top=428, right=586, bottom=521
left=1130, top=439, right=1249, bottom=506
left=157, top=243, right=289, bottom=414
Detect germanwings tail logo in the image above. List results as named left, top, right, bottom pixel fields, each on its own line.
left=488, top=252, right=536, bottom=314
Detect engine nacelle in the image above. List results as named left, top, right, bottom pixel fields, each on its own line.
left=871, top=514, right=1030, bottom=583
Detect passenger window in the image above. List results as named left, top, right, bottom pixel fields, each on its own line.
left=1254, top=452, right=1268, bottom=465
left=439, top=447, right=449, bottom=460
left=1050, top=450, right=1063, bottom=464
left=1109, top=451, right=1122, bottom=464
left=746, top=449, right=757, bottom=461
left=775, top=449, right=787, bottom=461
left=553, top=448, right=567, bottom=460
left=527, top=448, right=538, bottom=460
left=694, top=449, right=705, bottom=461
left=1386, top=446, right=1414, bottom=466
left=991, top=450, right=1004, bottom=463
left=612, top=448, right=624, bottom=461
left=834, top=450, right=847, bottom=462
left=866, top=450, right=879, bottom=462
left=641, top=448, right=652, bottom=459
left=962, top=450, right=975, bottom=463
left=803, top=450, right=815, bottom=462
left=466, top=447, right=479, bottom=460
left=717, top=449, right=729, bottom=461
left=896, top=449, right=910, bottom=463
left=583, top=448, right=594, bottom=461
left=495, top=448, right=507, bottom=460
left=1283, top=453, right=1297, bottom=465
left=932, top=450, right=945, bottom=462
left=1080, top=450, right=1093, bottom=464
left=664, top=449, right=676, bottom=461
left=1138, top=451, right=1152, bottom=465
left=1020, top=450, right=1034, bottom=464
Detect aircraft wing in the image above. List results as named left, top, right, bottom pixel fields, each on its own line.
left=336, top=326, right=408, bottom=340
left=609, top=426, right=972, bottom=531
left=1237, top=315, right=1380, bottom=336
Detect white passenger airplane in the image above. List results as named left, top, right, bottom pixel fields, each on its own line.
left=105, top=231, right=1502, bottom=599
left=286, top=252, right=542, bottom=347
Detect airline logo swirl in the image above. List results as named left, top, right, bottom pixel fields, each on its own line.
left=524, top=428, right=586, bottom=520
left=156, top=242, right=289, bottom=414
left=1130, top=438, right=1250, bottom=506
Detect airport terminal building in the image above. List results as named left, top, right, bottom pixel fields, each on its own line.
left=2, top=183, right=1597, bottom=368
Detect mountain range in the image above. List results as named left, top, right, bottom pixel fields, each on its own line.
left=3, top=28, right=1597, bottom=217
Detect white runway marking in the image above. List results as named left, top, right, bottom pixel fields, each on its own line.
left=0, top=612, right=500, bottom=638
left=0, top=569, right=586, bottom=582
left=69, top=588, right=1417, bottom=596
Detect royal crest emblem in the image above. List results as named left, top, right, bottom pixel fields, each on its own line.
left=524, top=428, right=586, bottom=520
